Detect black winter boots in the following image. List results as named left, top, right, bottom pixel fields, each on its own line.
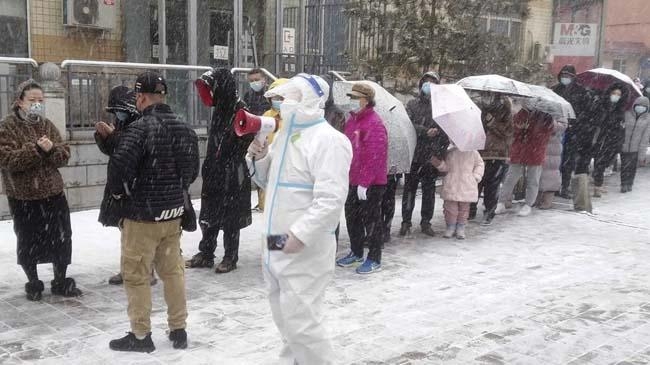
left=25, top=280, right=44, bottom=301
left=185, top=252, right=215, bottom=268
left=51, top=278, right=82, bottom=297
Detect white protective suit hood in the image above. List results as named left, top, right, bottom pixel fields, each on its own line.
left=264, top=73, right=329, bottom=126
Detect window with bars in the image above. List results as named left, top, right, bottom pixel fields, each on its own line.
left=613, top=59, right=627, bottom=74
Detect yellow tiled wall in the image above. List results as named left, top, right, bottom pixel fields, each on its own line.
left=30, top=0, right=124, bottom=63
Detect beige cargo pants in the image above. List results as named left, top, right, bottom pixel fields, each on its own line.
left=120, top=218, right=187, bottom=336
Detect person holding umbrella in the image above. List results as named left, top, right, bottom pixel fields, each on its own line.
left=591, top=83, right=629, bottom=198
left=495, top=105, right=556, bottom=217
left=468, top=92, right=513, bottom=225
left=552, top=65, right=594, bottom=199
left=400, top=71, right=449, bottom=237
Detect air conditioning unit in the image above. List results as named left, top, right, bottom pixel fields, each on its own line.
left=63, top=0, right=117, bottom=30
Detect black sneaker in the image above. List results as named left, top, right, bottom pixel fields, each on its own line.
left=481, top=213, right=494, bottom=226
left=169, top=329, right=188, bottom=349
left=109, top=332, right=155, bottom=353
left=421, top=224, right=435, bottom=237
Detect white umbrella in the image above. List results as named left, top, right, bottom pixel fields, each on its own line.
left=333, top=81, right=416, bottom=174
left=430, top=84, right=486, bottom=152
left=457, top=74, right=535, bottom=97
left=522, top=85, right=576, bottom=120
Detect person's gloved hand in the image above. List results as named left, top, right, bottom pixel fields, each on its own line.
left=283, top=232, right=305, bottom=254
left=357, top=186, right=368, bottom=201
left=248, top=138, right=268, bottom=159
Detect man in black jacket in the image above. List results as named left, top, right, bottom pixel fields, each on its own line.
left=243, top=68, right=271, bottom=116
left=108, top=72, right=199, bottom=353
left=551, top=64, right=594, bottom=198
left=400, top=71, right=449, bottom=237
left=94, top=86, right=157, bottom=287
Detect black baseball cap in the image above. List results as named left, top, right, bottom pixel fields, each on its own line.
left=134, top=71, right=168, bottom=95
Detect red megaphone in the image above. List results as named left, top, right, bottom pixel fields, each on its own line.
left=233, top=109, right=278, bottom=143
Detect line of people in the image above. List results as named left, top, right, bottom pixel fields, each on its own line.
left=1, top=65, right=649, bottom=364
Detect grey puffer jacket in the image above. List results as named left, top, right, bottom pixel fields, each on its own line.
left=539, top=120, right=567, bottom=192
left=622, top=96, right=650, bottom=155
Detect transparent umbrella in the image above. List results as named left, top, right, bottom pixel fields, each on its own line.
left=457, top=74, right=535, bottom=98
left=520, top=85, right=576, bottom=120
left=333, top=81, right=416, bottom=174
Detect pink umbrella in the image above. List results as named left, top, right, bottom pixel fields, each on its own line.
left=576, top=68, right=642, bottom=110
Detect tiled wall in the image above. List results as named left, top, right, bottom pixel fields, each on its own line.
left=30, top=0, right=124, bottom=63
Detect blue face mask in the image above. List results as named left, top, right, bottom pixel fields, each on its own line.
left=634, top=105, right=647, bottom=114
left=421, top=82, right=431, bottom=96
left=271, top=100, right=282, bottom=111
left=115, top=111, right=130, bottom=122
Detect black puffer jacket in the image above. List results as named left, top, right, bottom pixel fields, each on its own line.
left=406, top=74, right=450, bottom=165
left=95, top=114, right=138, bottom=227
left=108, top=103, right=200, bottom=222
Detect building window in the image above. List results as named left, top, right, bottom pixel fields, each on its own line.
left=480, top=16, right=523, bottom=52
left=613, top=59, right=627, bottom=74
left=0, top=0, right=29, bottom=57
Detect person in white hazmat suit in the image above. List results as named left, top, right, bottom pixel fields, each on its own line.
left=246, top=74, right=352, bottom=364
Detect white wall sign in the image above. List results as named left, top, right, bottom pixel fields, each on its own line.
left=213, top=45, right=229, bottom=60
left=282, top=27, right=296, bottom=54
left=551, top=23, right=598, bottom=57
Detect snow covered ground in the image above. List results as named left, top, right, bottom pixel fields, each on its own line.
left=0, top=168, right=649, bottom=365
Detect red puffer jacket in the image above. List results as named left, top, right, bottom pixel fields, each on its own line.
left=509, top=109, right=555, bottom=166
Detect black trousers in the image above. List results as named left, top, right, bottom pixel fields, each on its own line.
left=593, top=141, right=619, bottom=187
left=620, top=152, right=639, bottom=187
left=470, top=160, right=508, bottom=217
left=345, top=185, right=386, bottom=263
left=561, top=131, right=593, bottom=191
left=402, top=163, right=437, bottom=226
left=198, top=225, right=240, bottom=263
left=380, top=175, right=400, bottom=239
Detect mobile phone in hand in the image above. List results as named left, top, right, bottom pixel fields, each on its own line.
left=267, top=234, right=289, bottom=251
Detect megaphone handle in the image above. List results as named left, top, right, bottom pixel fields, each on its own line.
left=255, top=133, right=267, bottom=145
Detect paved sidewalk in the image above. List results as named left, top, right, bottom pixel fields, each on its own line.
left=0, top=169, right=649, bottom=364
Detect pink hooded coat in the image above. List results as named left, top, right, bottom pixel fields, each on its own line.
left=434, top=149, right=485, bottom=203
left=344, top=107, right=388, bottom=187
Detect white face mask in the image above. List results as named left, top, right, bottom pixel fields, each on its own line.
left=26, top=102, right=44, bottom=119
left=348, top=99, right=361, bottom=112
left=634, top=105, right=647, bottom=114
left=279, top=99, right=299, bottom=121
left=560, top=77, right=572, bottom=86
left=610, top=94, right=621, bottom=104
left=250, top=80, right=265, bottom=92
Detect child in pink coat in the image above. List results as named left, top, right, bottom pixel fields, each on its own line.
left=431, top=147, right=485, bottom=239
